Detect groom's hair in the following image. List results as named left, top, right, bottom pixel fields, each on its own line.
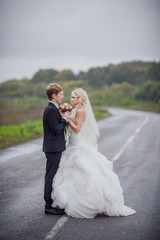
left=46, top=83, right=63, bottom=100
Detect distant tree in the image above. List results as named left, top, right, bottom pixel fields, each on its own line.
left=85, top=68, right=104, bottom=87
left=31, top=69, right=58, bottom=83
left=106, top=62, right=152, bottom=86
left=135, top=81, right=160, bottom=102
left=77, top=71, right=87, bottom=80
left=84, top=61, right=153, bottom=87
left=146, top=62, right=160, bottom=82
left=33, top=82, right=47, bottom=98
left=0, top=78, right=30, bottom=97
left=54, top=70, right=77, bottom=81
left=1, top=61, right=159, bottom=104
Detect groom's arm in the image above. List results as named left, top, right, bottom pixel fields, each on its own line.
left=47, top=108, right=67, bottom=135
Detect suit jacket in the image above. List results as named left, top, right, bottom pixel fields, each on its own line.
left=42, top=102, right=67, bottom=152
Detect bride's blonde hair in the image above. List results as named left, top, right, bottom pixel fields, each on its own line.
left=72, top=88, right=87, bottom=109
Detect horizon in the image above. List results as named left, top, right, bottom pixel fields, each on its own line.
left=0, top=59, right=158, bottom=84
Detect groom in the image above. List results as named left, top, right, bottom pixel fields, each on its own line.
left=42, top=83, right=69, bottom=215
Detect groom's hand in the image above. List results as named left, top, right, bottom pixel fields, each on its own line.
left=61, top=111, right=70, bottom=120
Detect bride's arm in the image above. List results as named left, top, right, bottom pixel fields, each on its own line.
left=68, top=109, right=85, bottom=133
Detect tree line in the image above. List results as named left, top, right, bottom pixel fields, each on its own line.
left=0, top=61, right=160, bottom=103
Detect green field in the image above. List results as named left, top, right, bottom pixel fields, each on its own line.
left=0, top=120, right=43, bottom=148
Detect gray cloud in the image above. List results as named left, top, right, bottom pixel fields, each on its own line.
left=0, top=0, right=160, bottom=82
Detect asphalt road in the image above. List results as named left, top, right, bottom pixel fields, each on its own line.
left=0, top=108, right=160, bottom=240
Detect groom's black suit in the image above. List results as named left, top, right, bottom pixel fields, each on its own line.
left=43, top=102, right=67, bottom=208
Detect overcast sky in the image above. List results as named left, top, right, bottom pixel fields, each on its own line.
left=0, top=0, right=160, bottom=83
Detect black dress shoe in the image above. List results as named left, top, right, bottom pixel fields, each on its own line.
left=55, top=206, right=65, bottom=213
left=57, top=208, right=65, bottom=214
left=45, top=207, right=65, bottom=215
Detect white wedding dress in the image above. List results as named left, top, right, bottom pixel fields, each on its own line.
left=52, top=107, right=136, bottom=218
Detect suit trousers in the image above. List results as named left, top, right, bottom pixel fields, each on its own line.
left=44, top=152, right=62, bottom=208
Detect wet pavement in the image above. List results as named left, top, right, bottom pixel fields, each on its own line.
left=0, top=108, right=160, bottom=240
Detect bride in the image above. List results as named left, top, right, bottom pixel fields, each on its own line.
left=52, top=88, right=136, bottom=218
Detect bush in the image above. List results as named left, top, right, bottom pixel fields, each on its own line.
left=135, top=81, right=160, bottom=102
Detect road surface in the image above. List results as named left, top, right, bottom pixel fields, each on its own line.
left=0, top=108, right=160, bottom=240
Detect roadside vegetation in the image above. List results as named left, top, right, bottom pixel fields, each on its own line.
left=0, top=61, right=160, bottom=148
left=0, top=102, right=109, bottom=148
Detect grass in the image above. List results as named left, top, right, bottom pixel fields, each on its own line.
left=93, top=108, right=111, bottom=120
left=0, top=120, right=43, bottom=148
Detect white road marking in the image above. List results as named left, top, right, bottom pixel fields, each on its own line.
left=111, top=116, right=149, bottom=162
left=45, top=215, right=69, bottom=239
left=44, top=116, right=149, bottom=239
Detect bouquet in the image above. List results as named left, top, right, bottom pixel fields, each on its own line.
left=59, top=103, right=72, bottom=139
left=59, top=103, right=72, bottom=112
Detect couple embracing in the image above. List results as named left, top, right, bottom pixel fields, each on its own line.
left=43, top=83, right=136, bottom=218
